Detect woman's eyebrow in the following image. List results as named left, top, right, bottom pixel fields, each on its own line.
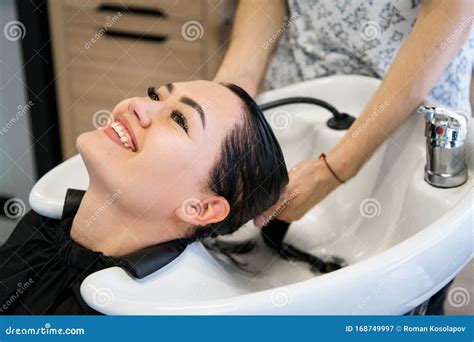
left=179, top=96, right=206, bottom=129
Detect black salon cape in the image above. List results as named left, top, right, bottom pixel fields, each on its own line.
left=0, top=210, right=117, bottom=315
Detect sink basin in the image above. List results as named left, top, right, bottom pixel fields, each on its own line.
left=29, top=75, right=473, bottom=314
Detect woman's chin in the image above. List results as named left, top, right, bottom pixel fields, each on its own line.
left=77, top=130, right=120, bottom=176
left=78, top=128, right=124, bottom=155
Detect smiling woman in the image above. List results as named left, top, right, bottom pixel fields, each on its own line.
left=0, top=80, right=289, bottom=315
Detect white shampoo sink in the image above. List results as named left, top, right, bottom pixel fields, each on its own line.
left=29, top=75, right=473, bottom=314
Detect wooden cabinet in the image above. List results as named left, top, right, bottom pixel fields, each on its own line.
left=48, top=0, right=233, bottom=157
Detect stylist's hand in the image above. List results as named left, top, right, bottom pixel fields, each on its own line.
left=254, top=158, right=341, bottom=227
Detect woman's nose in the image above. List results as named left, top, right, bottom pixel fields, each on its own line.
left=128, top=97, right=162, bottom=128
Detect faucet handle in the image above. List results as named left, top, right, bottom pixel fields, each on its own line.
left=418, top=105, right=468, bottom=143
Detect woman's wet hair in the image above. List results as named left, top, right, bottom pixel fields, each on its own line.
left=189, top=83, right=289, bottom=241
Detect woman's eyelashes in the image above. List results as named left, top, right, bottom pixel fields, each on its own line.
left=147, top=86, right=160, bottom=101
left=171, top=110, right=188, bottom=133
left=147, top=85, right=188, bottom=134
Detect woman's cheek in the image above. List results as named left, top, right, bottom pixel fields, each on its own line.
left=150, top=125, right=193, bottom=159
left=133, top=132, right=194, bottom=179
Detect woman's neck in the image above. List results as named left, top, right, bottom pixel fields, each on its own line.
left=70, top=188, right=169, bottom=257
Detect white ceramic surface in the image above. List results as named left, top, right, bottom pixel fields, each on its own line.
left=29, top=154, right=88, bottom=219
left=29, top=75, right=473, bottom=314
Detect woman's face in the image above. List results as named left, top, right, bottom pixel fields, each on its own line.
left=77, top=80, right=244, bottom=239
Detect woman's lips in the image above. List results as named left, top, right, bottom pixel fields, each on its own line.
left=117, top=117, right=138, bottom=152
left=102, top=125, right=124, bottom=149
left=101, top=116, right=138, bottom=152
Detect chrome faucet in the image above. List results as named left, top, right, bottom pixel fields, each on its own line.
left=418, top=105, right=468, bottom=188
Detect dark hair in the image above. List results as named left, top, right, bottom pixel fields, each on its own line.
left=191, top=83, right=289, bottom=240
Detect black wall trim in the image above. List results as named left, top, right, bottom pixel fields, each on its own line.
left=16, top=0, right=62, bottom=179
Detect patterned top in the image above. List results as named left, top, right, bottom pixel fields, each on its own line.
left=264, top=0, right=474, bottom=116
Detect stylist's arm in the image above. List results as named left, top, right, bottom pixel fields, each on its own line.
left=213, top=0, right=287, bottom=96
left=254, top=0, right=473, bottom=226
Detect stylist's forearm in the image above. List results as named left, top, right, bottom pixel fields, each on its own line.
left=327, top=0, right=473, bottom=180
left=213, top=0, right=287, bottom=96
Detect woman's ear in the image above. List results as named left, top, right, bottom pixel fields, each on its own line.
left=174, top=196, right=230, bottom=226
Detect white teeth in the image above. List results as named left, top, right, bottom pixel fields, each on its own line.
left=111, top=121, right=134, bottom=151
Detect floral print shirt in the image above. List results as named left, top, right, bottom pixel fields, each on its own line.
left=264, top=0, right=474, bottom=116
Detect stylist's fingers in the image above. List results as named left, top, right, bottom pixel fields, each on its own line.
left=253, top=160, right=309, bottom=227
left=254, top=158, right=342, bottom=228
